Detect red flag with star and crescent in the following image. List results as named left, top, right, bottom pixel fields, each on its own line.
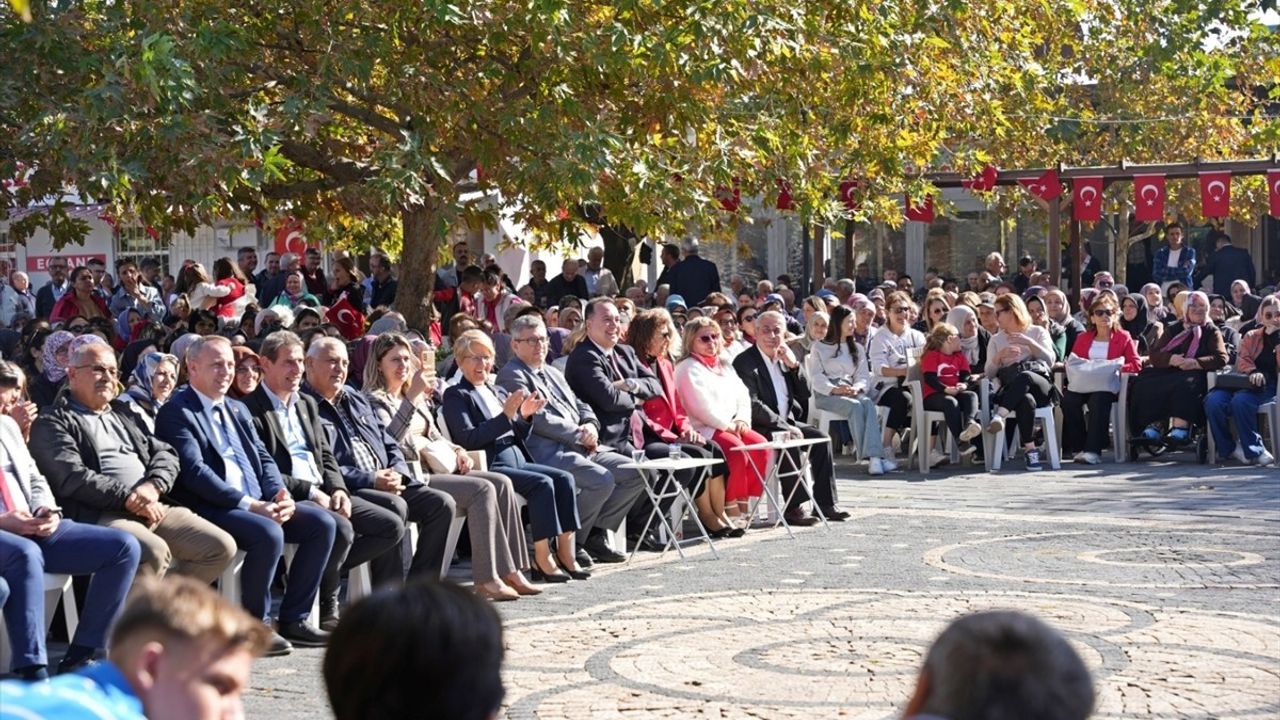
left=1072, top=177, right=1103, bottom=222
left=1199, top=172, right=1231, bottom=218
left=325, top=297, right=366, bottom=341
left=961, top=164, right=998, bottom=193
left=904, top=195, right=934, bottom=223
left=1133, top=175, right=1166, bottom=223
left=274, top=218, right=314, bottom=256
left=1019, top=169, right=1062, bottom=201
left=838, top=179, right=861, bottom=212
left=1269, top=170, right=1280, bottom=219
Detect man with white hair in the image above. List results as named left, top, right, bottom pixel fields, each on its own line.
left=156, top=335, right=335, bottom=656
left=666, top=237, right=722, bottom=306
left=583, top=246, right=619, bottom=298
left=497, top=314, right=644, bottom=564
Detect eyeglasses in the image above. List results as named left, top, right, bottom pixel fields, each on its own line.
left=235, top=365, right=261, bottom=375
left=74, top=364, right=119, bottom=378
left=719, top=318, right=737, bottom=325
left=1092, top=309, right=1114, bottom=317
left=698, top=334, right=721, bottom=343
left=890, top=307, right=909, bottom=314
left=514, top=336, right=549, bottom=346
left=741, top=315, right=757, bottom=323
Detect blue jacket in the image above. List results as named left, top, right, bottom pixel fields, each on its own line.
left=441, top=378, right=534, bottom=464
left=1151, top=244, right=1196, bottom=289
left=301, top=382, right=414, bottom=490
left=155, top=386, right=284, bottom=511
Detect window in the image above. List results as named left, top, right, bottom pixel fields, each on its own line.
left=114, top=225, right=170, bottom=274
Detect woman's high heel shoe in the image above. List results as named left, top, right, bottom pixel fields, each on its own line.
left=556, top=557, right=592, bottom=581
left=530, top=560, right=571, bottom=583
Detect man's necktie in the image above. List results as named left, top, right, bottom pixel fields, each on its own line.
left=217, top=405, right=263, bottom=500
left=608, top=352, right=645, bottom=449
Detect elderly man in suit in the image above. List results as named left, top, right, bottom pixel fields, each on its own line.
left=301, top=337, right=456, bottom=582
left=497, top=314, right=642, bottom=564
left=242, top=331, right=405, bottom=630
left=0, top=414, right=140, bottom=678
left=156, top=335, right=335, bottom=656
left=732, top=310, right=848, bottom=523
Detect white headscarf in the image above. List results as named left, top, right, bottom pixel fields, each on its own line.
left=945, top=305, right=981, bottom=366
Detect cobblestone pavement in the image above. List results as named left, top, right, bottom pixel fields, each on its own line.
left=244, top=456, right=1279, bottom=719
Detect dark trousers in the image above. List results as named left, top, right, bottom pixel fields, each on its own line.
left=1062, top=390, right=1117, bottom=454
left=776, top=424, right=837, bottom=511
left=0, top=521, right=140, bottom=669
left=994, top=371, right=1053, bottom=442
left=202, top=502, right=335, bottom=624
left=625, top=440, right=718, bottom=531
left=878, top=385, right=912, bottom=430
left=493, top=447, right=579, bottom=541
left=364, top=484, right=455, bottom=582
left=320, top=492, right=406, bottom=599
left=922, top=390, right=980, bottom=440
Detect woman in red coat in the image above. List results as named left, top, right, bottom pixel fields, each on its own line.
left=626, top=308, right=739, bottom=537
left=1062, top=293, right=1143, bottom=464
left=50, top=266, right=109, bottom=325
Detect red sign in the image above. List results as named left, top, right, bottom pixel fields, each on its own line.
left=27, top=254, right=107, bottom=273
left=1133, top=174, right=1166, bottom=223
left=1199, top=172, right=1231, bottom=218
left=1072, top=176, right=1104, bottom=222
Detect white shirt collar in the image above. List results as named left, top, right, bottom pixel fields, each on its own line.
left=192, top=387, right=226, bottom=413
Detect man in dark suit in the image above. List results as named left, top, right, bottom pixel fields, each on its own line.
left=544, top=258, right=590, bottom=305
left=1198, top=231, right=1256, bottom=295
left=35, top=258, right=69, bottom=319
left=497, top=314, right=643, bottom=564
left=243, top=331, right=405, bottom=629
left=156, top=335, right=335, bottom=656
left=666, top=237, right=722, bottom=306
left=301, top=336, right=456, bottom=581
left=732, top=311, right=847, bottom=523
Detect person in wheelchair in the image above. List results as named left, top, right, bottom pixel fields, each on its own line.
left=1130, top=291, right=1228, bottom=446
left=1205, top=294, right=1279, bottom=467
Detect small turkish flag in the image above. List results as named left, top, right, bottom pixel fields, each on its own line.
left=1269, top=170, right=1280, bottom=218
left=1199, top=172, right=1231, bottom=218
left=838, top=179, right=860, bottom=211
left=325, top=297, right=366, bottom=341
left=1133, top=175, right=1166, bottom=223
left=776, top=179, right=795, bottom=211
left=1019, top=169, right=1063, bottom=201
left=961, top=164, right=998, bottom=192
left=716, top=180, right=741, bottom=212
left=274, top=218, right=310, bottom=256
left=905, top=195, right=934, bottom=223
left=1072, top=177, right=1104, bottom=222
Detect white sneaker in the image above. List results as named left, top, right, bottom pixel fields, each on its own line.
left=986, top=415, right=1005, bottom=435
left=1081, top=451, right=1102, bottom=465
left=1255, top=450, right=1276, bottom=467
left=959, top=421, right=982, bottom=442
left=928, top=450, right=949, bottom=468
left=1072, top=451, right=1088, bottom=464
left=880, top=457, right=899, bottom=472
left=1229, top=445, right=1247, bottom=464
left=868, top=457, right=885, bottom=476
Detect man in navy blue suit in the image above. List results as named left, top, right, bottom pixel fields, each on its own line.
left=156, top=335, right=335, bottom=656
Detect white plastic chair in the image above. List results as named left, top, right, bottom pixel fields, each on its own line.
left=0, top=574, right=76, bottom=673
left=1055, top=370, right=1130, bottom=462
left=979, top=378, right=1061, bottom=471
left=1205, top=372, right=1279, bottom=464
left=906, top=379, right=960, bottom=474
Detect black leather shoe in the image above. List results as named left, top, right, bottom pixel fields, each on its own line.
left=817, top=506, right=851, bottom=521
left=265, top=632, right=293, bottom=657
left=583, top=534, right=626, bottom=563
left=629, top=530, right=667, bottom=553
left=318, top=614, right=340, bottom=633
left=277, top=620, right=329, bottom=648
left=564, top=566, right=592, bottom=580
left=575, top=548, right=595, bottom=569
left=56, top=648, right=104, bottom=675
left=529, top=566, right=571, bottom=583
left=783, top=509, right=820, bottom=527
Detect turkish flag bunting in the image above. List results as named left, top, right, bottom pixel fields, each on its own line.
left=905, top=195, right=934, bottom=223
left=838, top=179, right=860, bottom=211
left=1132, top=175, right=1166, bottom=223
left=716, top=179, right=741, bottom=212
left=1072, top=177, right=1104, bottom=222
left=325, top=297, right=367, bottom=341
left=1269, top=170, right=1280, bottom=219
left=776, top=178, right=795, bottom=211
left=961, top=164, right=998, bottom=192
left=1199, top=172, right=1231, bottom=217
left=1019, top=169, right=1063, bottom=201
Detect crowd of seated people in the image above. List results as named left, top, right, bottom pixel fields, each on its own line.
left=0, top=236, right=1274, bottom=682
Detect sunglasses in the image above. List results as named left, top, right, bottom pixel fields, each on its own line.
left=741, top=315, right=757, bottom=322
left=1093, top=309, right=1114, bottom=317
left=890, top=307, right=909, bottom=313
left=698, top=334, right=721, bottom=343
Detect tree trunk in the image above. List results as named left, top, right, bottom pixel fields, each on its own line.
left=600, top=225, right=635, bottom=287
left=395, top=201, right=447, bottom=333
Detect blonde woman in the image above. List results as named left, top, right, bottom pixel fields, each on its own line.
left=984, top=294, right=1057, bottom=470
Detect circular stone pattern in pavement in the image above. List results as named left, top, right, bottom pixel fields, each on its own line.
left=923, top=529, right=1279, bottom=589
left=501, top=589, right=1280, bottom=719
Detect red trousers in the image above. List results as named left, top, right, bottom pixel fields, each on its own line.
left=710, top=428, right=770, bottom=502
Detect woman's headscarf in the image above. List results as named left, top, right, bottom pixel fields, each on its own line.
left=116, top=308, right=137, bottom=344
left=127, top=352, right=179, bottom=406
left=945, top=305, right=981, bottom=365
left=1121, top=294, right=1150, bottom=338
left=42, top=330, right=76, bottom=382
left=1165, top=290, right=1210, bottom=358
left=1044, top=289, right=1071, bottom=324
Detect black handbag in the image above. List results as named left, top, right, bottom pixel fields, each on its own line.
left=996, top=359, right=1050, bottom=387
left=1214, top=372, right=1256, bottom=390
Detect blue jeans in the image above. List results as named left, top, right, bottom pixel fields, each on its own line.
left=815, top=392, right=884, bottom=458
left=0, top=520, right=141, bottom=669
left=200, top=502, right=336, bottom=624
left=1205, top=381, right=1277, bottom=460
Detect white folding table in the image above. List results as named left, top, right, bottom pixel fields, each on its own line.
left=621, top=455, right=722, bottom=562
left=731, top=435, right=831, bottom=537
